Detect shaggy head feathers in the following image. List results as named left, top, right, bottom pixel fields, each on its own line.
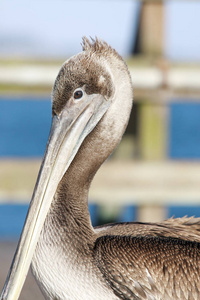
left=81, top=37, right=121, bottom=60
left=52, top=37, right=118, bottom=115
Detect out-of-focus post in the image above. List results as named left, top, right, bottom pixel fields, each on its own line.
left=138, top=1, right=164, bottom=56
left=137, top=204, right=166, bottom=223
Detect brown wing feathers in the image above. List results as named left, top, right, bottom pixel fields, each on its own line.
left=93, top=234, right=200, bottom=299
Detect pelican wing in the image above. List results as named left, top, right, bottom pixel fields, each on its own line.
left=93, top=235, right=200, bottom=300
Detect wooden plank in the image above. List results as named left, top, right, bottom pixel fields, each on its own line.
left=1, top=160, right=200, bottom=205
left=0, top=160, right=40, bottom=202
left=90, top=161, right=200, bottom=205
left=1, top=66, right=200, bottom=93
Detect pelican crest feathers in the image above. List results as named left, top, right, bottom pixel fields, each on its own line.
left=82, top=36, right=122, bottom=59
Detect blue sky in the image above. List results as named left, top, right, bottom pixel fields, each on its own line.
left=0, top=1, right=200, bottom=61
left=165, top=2, right=200, bottom=62
left=0, top=0, right=139, bottom=58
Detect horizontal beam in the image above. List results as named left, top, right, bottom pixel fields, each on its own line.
left=90, top=161, right=200, bottom=205
left=1, top=65, right=200, bottom=92
left=0, top=160, right=200, bottom=205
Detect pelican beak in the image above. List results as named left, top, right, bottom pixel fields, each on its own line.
left=1, top=93, right=110, bottom=300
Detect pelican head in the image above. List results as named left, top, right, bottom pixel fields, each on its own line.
left=1, top=37, right=133, bottom=300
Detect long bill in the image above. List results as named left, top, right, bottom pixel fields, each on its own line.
left=1, top=94, right=110, bottom=300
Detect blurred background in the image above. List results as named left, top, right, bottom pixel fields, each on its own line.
left=1, top=0, right=200, bottom=298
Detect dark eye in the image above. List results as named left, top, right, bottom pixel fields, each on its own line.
left=73, top=89, right=83, bottom=100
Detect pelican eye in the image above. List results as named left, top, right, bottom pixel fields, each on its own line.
left=73, top=89, right=83, bottom=100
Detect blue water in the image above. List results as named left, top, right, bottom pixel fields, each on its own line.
left=1, top=98, right=200, bottom=238
left=0, top=98, right=51, bottom=157
left=0, top=204, right=99, bottom=240
left=0, top=204, right=28, bottom=240
left=169, top=102, right=200, bottom=159
left=168, top=205, right=200, bottom=219
left=1, top=204, right=200, bottom=240
left=1, top=98, right=200, bottom=159
left=117, top=205, right=136, bottom=223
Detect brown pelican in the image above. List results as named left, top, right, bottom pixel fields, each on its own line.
left=1, top=37, right=200, bottom=300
